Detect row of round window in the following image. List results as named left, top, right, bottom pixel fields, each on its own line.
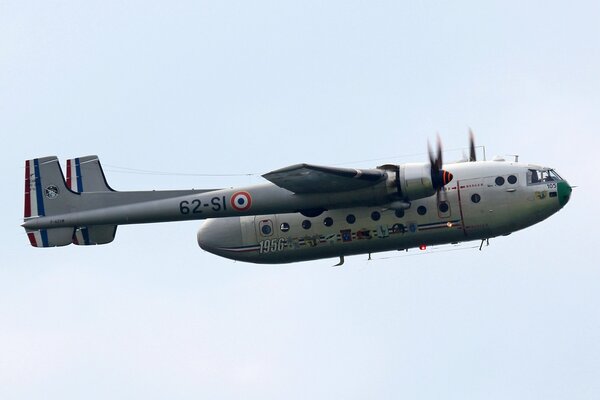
left=282, top=207, right=417, bottom=231
left=280, top=194, right=484, bottom=232
left=496, top=175, right=518, bottom=186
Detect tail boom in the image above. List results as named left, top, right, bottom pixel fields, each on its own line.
left=22, top=156, right=218, bottom=247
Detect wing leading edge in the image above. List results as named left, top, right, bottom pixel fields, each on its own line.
left=262, top=164, right=386, bottom=193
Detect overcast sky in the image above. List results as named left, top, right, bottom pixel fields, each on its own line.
left=1, top=1, right=599, bottom=399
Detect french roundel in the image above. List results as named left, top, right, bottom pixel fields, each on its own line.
left=230, top=191, right=252, bottom=211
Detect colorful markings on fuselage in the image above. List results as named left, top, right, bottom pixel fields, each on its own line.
left=219, top=219, right=462, bottom=254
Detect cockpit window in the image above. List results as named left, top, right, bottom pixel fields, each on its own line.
left=527, top=169, right=562, bottom=185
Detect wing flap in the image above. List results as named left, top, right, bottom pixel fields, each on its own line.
left=262, top=164, right=385, bottom=193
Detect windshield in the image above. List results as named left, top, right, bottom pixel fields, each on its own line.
left=527, top=168, right=563, bottom=185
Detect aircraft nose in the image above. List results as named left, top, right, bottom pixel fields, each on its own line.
left=197, top=217, right=244, bottom=256
left=557, top=180, right=572, bottom=207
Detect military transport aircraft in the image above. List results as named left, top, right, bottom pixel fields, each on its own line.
left=22, top=135, right=572, bottom=265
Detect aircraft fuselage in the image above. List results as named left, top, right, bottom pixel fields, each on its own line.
left=197, top=161, right=572, bottom=263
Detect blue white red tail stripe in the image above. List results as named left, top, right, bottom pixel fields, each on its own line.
left=75, top=158, right=83, bottom=192
left=27, top=231, right=37, bottom=246
left=33, top=159, right=45, bottom=217
left=66, top=158, right=72, bottom=190
left=24, top=159, right=45, bottom=218
left=24, top=160, right=32, bottom=218
left=66, top=158, right=84, bottom=192
left=27, top=229, right=49, bottom=247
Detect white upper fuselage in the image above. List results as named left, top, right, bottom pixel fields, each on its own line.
left=197, top=160, right=572, bottom=263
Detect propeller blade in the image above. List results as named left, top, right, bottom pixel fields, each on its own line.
left=469, top=128, right=476, bottom=162
left=427, top=135, right=453, bottom=208
left=436, top=135, right=443, bottom=170
left=428, top=140, right=436, bottom=171
left=428, top=135, right=453, bottom=191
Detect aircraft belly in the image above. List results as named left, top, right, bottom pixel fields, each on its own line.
left=235, top=229, right=466, bottom=264
left=227, top=210, right=467, bottom=264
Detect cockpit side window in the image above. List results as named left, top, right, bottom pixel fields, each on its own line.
left=528, top=169, right=540, bottom=184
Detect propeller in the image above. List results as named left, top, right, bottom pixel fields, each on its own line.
left=427, top=135, right=453, bottom=205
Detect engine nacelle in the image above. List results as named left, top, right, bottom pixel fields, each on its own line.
left=399, top=163, right=435, bottom=200
left=381, top=162, right=453, bottom=201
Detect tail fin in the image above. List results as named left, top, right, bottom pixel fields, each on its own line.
left=24, top=156, right=78, bottom=247
left=66, top=156, right=115, bottom=193
left=65, top=156, right=118, bottom=245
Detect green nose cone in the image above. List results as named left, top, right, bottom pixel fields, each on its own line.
left=557, top=181, right=572, bottom=207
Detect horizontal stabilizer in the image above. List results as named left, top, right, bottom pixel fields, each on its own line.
left=26, top=227, right=74, bottom=247
left=73, top=225, right=118, bottom=245
left=263, top=163, right=385, bottom=193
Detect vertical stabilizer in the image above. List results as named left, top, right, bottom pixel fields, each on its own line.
left=66, top=156, right=115, bottom=192
left=64, top=156, right=118, bottom=245
left=24, top=156, right=78, bottom=247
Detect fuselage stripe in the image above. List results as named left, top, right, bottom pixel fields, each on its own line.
left=419, top=225, right=461, bottom=231
left=418, top=219, right=461, bottom=228
left=216, top=245, right=260, bottom=253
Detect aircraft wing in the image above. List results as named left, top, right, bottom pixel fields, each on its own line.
left=262, top=164, right=386, bottom=193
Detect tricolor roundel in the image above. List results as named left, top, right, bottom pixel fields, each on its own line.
left=230, top=191, right=252, bottom=211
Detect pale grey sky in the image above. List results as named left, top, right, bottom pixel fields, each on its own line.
left=1, top=1, right=598, bottom=399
